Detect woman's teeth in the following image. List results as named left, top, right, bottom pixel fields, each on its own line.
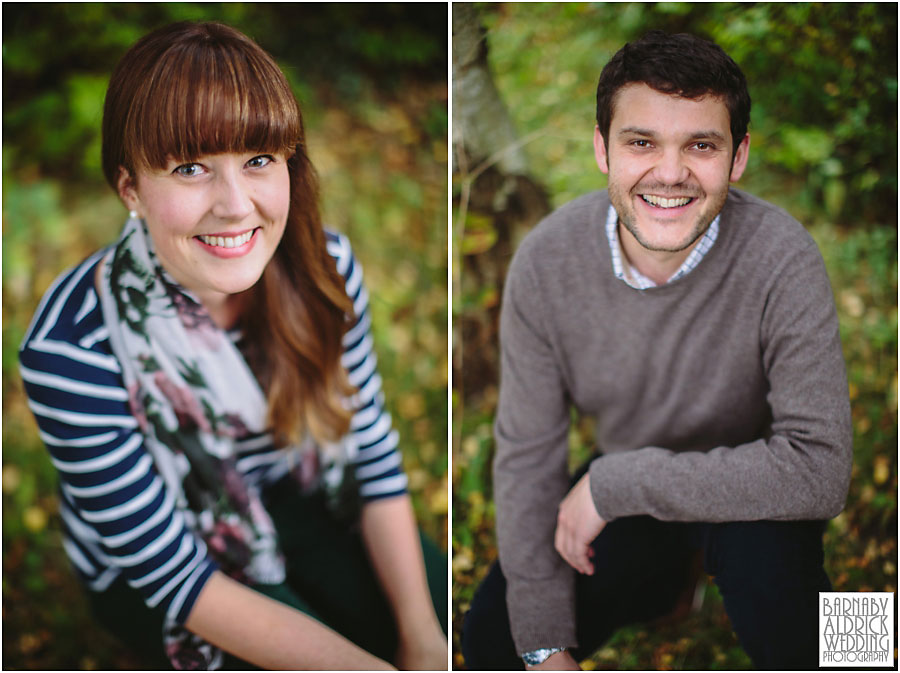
left=197, top=230, right=255, bottom=248
left=641, top=195, right=693, bottom=208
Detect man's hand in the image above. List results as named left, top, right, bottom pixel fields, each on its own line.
left=525, top=650, right=582, bottom=670
left=554, top=471, right=607, bottom=575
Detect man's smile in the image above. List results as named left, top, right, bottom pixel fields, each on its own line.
left=640, top=194, right=695, bottom=209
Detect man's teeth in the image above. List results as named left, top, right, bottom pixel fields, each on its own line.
left=641, top=195, right=692, bottom=208
left=198, top=230, right=254, bottom=248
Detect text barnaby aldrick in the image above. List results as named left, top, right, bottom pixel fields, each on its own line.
left=820, top=594, right=894, bottom=665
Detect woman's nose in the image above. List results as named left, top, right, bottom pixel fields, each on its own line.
left=211, top=172, right=254, bottom=220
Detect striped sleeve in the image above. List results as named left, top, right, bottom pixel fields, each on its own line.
left=18, top=254, right=217, bottom=624
left=326, top=231, right=408, bottom=500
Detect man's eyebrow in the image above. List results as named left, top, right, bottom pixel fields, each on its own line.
left=616, top=127, right=728, bottom=143
left=688, top=130, right=728, bottom=143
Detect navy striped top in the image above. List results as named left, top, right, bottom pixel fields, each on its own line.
left=19, top=230, right=407, bottom=625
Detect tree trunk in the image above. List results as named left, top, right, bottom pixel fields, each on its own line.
left=452, top=3, right=550, bottom=406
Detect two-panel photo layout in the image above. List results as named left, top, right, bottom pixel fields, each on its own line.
left=3, top=2, right=897, bottom=671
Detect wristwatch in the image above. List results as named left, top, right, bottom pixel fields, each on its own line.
left=521, top=647, right=566, bottom=666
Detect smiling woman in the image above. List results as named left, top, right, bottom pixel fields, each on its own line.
left=19, top=21, right=446, bottom=671
left=115, top=151, right=291, bottom=325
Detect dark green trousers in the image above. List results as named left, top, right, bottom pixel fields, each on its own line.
left=87, top=480, right=447, bottom=669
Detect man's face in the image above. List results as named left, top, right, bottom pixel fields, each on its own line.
left=595, top=83, right=749, bottom=254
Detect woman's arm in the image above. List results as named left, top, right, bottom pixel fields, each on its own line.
left=186, top=570, right=395, bottom=670
left=360, top=494, right=447, bottom=670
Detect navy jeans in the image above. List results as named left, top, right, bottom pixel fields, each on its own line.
left=462, top=515, right=830, bottom=670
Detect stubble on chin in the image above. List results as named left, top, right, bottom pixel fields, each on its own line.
left=619, top=210, right=709, bottom=253
left=610, top=183, right=726, bottom=254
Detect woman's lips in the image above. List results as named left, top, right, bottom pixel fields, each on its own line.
left=194, top=228, right=259, bottom=258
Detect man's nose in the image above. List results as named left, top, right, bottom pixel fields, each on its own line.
left=652, top=148, right=691, bottom=185
left=211, top=172, right=254, bottom=220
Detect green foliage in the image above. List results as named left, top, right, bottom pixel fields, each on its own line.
left=2, top=2, right=446, bottom=184
left=454, top=3, right=896, bottom=669
left=704, top=2, right=897, bottom=225
left=473, top=1, right=896, bottom=226
left=3, top=4, right=446, bottom=669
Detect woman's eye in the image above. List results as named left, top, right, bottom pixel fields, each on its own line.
left=246, top=155, right=274, bottom=169
left=173, top=163, right=204, bottom=177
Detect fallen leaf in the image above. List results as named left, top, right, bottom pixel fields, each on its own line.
left=23, top=506, right=47, bottom=533
left=2, top=464, right=22, bottom=494
left=874, top=455, right=890, bottom=485
left=453, top=548, right=474, bottom=573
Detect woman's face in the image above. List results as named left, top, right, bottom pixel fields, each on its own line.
left=118, top=151, right=290, bottom=311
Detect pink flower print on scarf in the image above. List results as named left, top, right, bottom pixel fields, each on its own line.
left=153, top=371, right=212, bottom=433
left=101, top=216, right=292, bottom=671
left=166, top=281, right=223, bottom=351
left=204, top=518, right=253, bottom=579
left=127, top=383, right=150, bottom=433
left=165, top=632, right=219, bottom=671
left=220, top=412, right=251, bottom=439
left=219, top=458, right=251, bottom=513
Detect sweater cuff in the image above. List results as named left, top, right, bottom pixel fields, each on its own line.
left=589, top=452, right=641, bottom=522
left=505, top=574, right=578, bottom=654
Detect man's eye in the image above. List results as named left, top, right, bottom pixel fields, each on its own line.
left=173, top=163, right=203, bottom=177
left=246, top=155, right=274, bottom=168
left=695, top=142, right=713, bottom=151
left=631, top=140, right=651, bottom=148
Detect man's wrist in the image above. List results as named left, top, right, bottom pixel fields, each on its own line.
left=521, top=647, right=566, bottom=666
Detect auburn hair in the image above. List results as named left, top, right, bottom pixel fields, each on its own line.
left=101, top=21, right=355, bottom=444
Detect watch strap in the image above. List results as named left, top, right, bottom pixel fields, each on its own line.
left=521, top=647, right=565, bottom=666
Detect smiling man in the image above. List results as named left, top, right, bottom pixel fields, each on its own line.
left=462, top=31, right=852, bottom=670
left=597, top=84, right=748, bottom=283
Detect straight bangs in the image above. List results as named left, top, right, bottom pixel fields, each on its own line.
left=125, top=37, right=301, bottom=171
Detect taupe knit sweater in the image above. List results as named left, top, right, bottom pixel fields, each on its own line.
left=493, top=188, right=852, bottom=653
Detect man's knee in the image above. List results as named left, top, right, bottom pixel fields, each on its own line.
left=706, top=520, right=829, bottom=669
left=706, top=519, right=828, bottom=586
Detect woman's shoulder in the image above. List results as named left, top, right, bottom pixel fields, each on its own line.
left=323, top=229, right=367, bottom=314
left=19, top=249, right=119, bottom=381
left=323, top=229, right=358, bottom=281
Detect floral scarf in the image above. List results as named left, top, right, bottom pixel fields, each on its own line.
left=97, top=215, right=355, bottom=669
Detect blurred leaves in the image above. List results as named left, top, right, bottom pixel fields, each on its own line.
left=453, top=2, right=896, bottom=669
left=3, top=3, right=446, bottom=669
left=468, top=1, right=897, bottom=225
left=3, top=2, right=446, bottom=183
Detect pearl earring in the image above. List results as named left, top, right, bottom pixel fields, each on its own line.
left=129, top=210, right=139, bottom=220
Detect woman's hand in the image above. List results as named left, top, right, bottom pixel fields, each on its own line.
left=359, top=495, right=447, bottom=670
left=395, top=625, right=447, bottom=670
